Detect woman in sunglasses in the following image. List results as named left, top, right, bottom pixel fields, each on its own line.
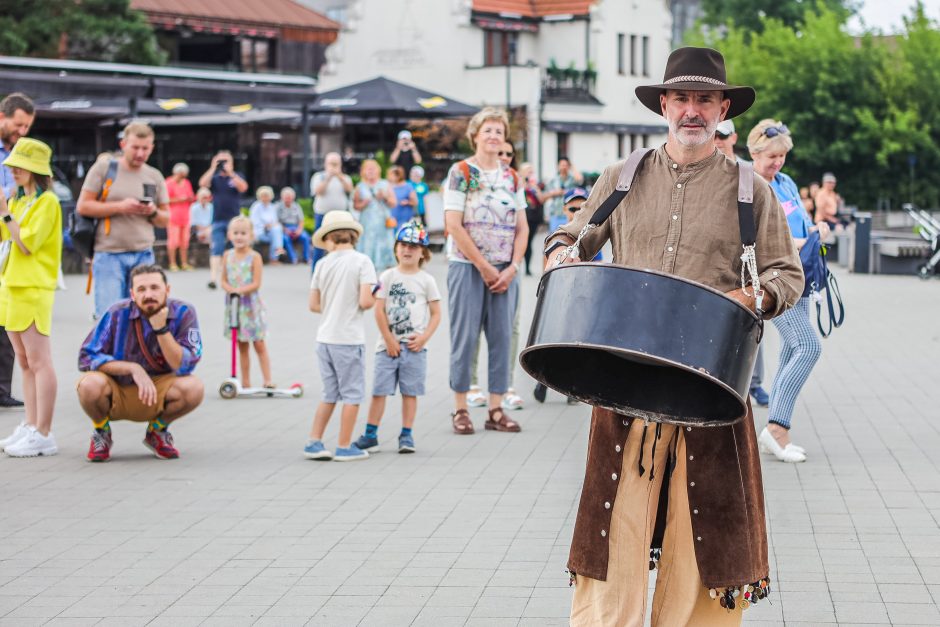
left=747, top=119, right=830, bottom=463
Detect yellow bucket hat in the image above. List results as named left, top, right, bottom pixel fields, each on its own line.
left=2, top=137, right=53, bottom=177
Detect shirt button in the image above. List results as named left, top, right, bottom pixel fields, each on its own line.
left=693, top=509, right=699, bottom=514
left=672, top=215, right=678, bottom=220
left=612, top=473, right=618, bottom=480
left=686, top=427, right=692, bottom=432
left=672, top=163, right=677, bottom=169
left=773, top=271, right=779, bottom=276
left=667, top=246, right=674, bottom=252
left=690, top=481, right=695, bottom=487
left=605, top=501, right=611, bottom=509
left=697, top=536, right=702, bottom=542
left=615, top=445, right=622, bottom=453
left=676, top=183, right=682, bottom=189
left=601, top=529, right=607, bottom=537
left=689, top=455, right=694, bottom=461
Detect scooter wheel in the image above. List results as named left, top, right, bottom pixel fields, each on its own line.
left=918, top=265, right=932, bottom=280
left=290, top=383, right=304, bottom=398
left=219, top=381, right=238, bottom=399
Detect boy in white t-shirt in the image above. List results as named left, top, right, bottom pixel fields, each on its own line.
left=354, top=221, right=441, bottom=454
left=304, top=211, right=377, bottom=462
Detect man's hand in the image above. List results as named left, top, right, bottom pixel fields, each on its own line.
left=489, top=265, right=516, bottom=293
left=386, top=340, right=401, bottom=358
left=119, top=198, right=149, bottom=215
left=725, top=288, right=758, bottom=312
left=131, top=364, right=158, bottom=406
left=148, top=306, right=169, bottom=330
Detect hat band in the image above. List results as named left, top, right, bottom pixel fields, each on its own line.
left=663, top=75, right=725, bottom=86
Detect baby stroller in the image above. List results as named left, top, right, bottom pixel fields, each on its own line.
left=902, top=203, right=940, bottom=279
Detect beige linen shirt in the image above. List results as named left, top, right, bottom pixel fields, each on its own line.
left=553, top=146, right=803, bottom=317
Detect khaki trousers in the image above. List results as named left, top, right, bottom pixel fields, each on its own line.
left=570, top=420, right=743, bottom=627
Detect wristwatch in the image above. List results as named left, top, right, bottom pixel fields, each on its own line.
left=153, top=325, right=171, bottom=335
left=148, top=209, right=158, bottom=219
left=1, top=214, right=12, bottom=223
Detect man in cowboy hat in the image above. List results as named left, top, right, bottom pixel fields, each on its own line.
left=541, top=47, right=803, bottom=625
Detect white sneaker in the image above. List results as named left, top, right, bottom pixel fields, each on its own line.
left=501, top=389, right=524, bottom=411
left=5, top=429, right=58, bottom=457
left=758, top=427, right=805, bottom=463
left=0, top=423, right=30, bottom=452
left=466, top=386, right=487, bottom=408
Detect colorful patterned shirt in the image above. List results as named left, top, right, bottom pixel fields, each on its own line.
left=78, top=298, right=203, bottom=386
left=442, top=161, right=526, bottom=264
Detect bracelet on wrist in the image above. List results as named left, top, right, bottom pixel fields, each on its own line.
left=153, top=324, right=171, bottom=335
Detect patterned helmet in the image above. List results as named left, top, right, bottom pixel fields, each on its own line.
left=395, top=220, right=429, bottom=247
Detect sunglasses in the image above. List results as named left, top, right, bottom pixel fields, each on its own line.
left=498, top=151, right=514, bottom=157
left=715, top=131, right=731, bottom=140
left=762, top=124, right=789, bottom=138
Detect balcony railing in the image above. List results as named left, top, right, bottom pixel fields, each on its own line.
left=541, top=69, right=599, bottom=104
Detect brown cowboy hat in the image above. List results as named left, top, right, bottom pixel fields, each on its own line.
left=635, top=47, right=756, bottom=120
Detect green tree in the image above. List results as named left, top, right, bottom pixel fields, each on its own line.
left=0, top=0, right=164, bottom=65
left=700, top=0, right=857, bottom=34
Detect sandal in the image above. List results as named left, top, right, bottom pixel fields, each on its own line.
left=452, top=409, right=475, bottom=435
left=485, top=407, right=521, bottom=433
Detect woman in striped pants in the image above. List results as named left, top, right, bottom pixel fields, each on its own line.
left=747, top=119, right=830, bottom=463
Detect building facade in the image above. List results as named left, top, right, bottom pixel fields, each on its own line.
left=309, top=0, right=671, bottom=180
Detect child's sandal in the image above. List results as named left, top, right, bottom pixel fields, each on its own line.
left=452, top=409, right=474, bottom=435
left=485, top=407, right=521, bottom=433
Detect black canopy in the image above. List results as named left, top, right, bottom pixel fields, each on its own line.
left=312, top=76, right=478, bottom=117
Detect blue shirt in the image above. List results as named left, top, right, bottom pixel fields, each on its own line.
left=412, top=181, right=428, bottom=215
left=770, top=172, right=812, bottom=238
left=210, top=173, right=245, bottom=223
left=78, top=298, right=203, bottom=386
left=0, top=138, right=15, bottom=198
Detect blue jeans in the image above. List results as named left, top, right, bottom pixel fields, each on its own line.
left=256, top=223, right=285, bottom=261
left=210, top=221, right=230, bottom=256
left=93, top=249, right=155, bottom=317
left=282, top=227, right=311, bottom=264
left=311, top=213, right=326, bottom=271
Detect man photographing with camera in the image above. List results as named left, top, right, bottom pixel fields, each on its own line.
left=199, top=150, right=248, bottom=289
left=390, top=130, right=422, bottom=174
left=76, top=121, right=169, bottom=318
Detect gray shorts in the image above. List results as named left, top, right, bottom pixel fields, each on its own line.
left=316, top=343, right=366, bottom=404
left=373, top=344, right=427, bottom=397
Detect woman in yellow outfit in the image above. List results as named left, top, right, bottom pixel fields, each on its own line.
left=0, top=138, right=62, bottom=457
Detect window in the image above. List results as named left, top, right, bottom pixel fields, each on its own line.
left=630, top=134, right=638, bottom=153
left=629, top=35, right=637, bottom=76
left=642, top=36, right=650, bottom=77
left=484, top=30, right=518, bottom=67
left=240, top=38, right=272, bottom=72
left=642, top=134, right=650, bottom=148
left=617, top=34, right=625, bottom=75
left=617, top=133, right=625, bottom=159
left=557, top=133, right=570, bottom=162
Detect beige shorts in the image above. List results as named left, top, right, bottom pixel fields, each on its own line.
left=78, top=372, right=177, bottom=422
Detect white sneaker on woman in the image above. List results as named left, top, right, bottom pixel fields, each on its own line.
left=0, top=423, right=30, bottom=452
left=466, top=386, right=487, bottom=408
left=758, top=427, right=805, bottom=463
left=5, top=428, right=58, bottom=457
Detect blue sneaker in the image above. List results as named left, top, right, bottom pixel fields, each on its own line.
left=354, top=434, right=380, bottom=452
left=303, top=440, right=333, bottom=460
left=334, top=444, right=370, bottom=462
left=398, top=433, right=415, bottom=454
left=749, top=386, right=770, bottom=407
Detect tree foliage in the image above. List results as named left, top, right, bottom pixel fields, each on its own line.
left=0, top=0, right=164, bottom=65
left=700, top=0, right=857, bottom=34
left=691, top=2, right=940, bottom=209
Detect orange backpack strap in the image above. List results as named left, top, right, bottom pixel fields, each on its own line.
left=99, top=159, right=119, bottom=236
left=509, top=167, right=520, bottom=191
left=458, top=159, right=472, bottom=187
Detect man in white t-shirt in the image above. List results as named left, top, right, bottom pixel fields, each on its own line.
left=304, top=211, right=377, bottom=462
left=310, top=152, right=353, bottom=270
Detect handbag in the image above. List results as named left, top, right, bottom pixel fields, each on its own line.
left=0, top=191, right=42, bottom=278
left=70, top=158, right=119, bottom=260
left=799, top=230, right=845, bottom=337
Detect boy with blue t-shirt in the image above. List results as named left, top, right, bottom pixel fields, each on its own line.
left=304, top=211, right=377, bottom=462
left=354, top=221, right=441, bottom=454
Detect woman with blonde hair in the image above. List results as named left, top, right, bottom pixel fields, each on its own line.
left=353, top=159, right=395, bottom=270
left=747, top=119, right=830, bottom=463
left=0, top=138, right=63, bottom=457
left=444, top=107, right=528, bottom=435
left=248, top=185, right=285, bottom=264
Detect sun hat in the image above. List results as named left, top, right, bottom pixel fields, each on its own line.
left=312, top=210, right=363, bottom=249
left=2, top=137, right=53, bottom=177
left=398, top=130, right=412, bottom=140
left=635, top=47, right=756, bottom=120
left=395, top=220, right=429, bottom=247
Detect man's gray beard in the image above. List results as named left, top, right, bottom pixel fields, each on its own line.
left=669, top=118, right=720, bottom=147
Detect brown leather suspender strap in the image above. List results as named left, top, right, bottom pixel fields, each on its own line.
left=134, top=318, right=165, bottom=372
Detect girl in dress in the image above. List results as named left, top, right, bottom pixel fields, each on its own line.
left=221, top=216, right=273, bottom=388
left=353, top=159, right=395, bottom=270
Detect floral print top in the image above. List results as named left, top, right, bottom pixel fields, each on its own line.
left=443, top=160, right=526, bottom=265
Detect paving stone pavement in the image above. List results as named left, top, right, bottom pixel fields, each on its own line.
left=0, top=256, right=938, bottom=626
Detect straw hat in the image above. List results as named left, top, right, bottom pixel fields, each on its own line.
left=635, top=47, right=756, bottom=120
left=2, top=137, right=53, bottom=177
left=313, top=210, right=363, bottom=249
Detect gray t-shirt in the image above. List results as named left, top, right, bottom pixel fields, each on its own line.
left=310, top=248, right=377, bottom=344
left=311, top=171, right=352, bottom=215
left=374, top=267, right=441, bottom=352
left=81, top=158, right=169, bottom=253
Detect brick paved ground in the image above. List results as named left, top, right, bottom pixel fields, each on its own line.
left=0, top=256, right=937, bottom=626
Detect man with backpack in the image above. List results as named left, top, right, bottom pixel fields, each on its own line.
left=75, top=122, right=169, bottom=318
